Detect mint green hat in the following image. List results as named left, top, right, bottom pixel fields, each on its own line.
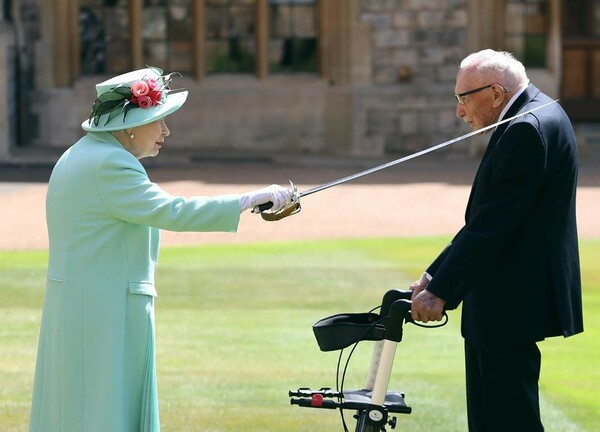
left=81, top=66, right=188, bottom=132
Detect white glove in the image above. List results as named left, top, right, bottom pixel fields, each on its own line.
left=239, top=185, right=293, bottom=213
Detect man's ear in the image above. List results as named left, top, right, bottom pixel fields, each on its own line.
left=492, top=86, right=506, bottom=108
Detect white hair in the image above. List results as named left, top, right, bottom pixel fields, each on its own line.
left=459, top=49, right=529, bottom=91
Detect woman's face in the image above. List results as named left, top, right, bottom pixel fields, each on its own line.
left=124, top=118, right=170, bottom=159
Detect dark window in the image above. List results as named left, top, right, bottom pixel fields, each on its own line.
left=143, top=0, right=194, bottom=73
left=205, top=0, right=256, bottom=74
left=504, top=0, right=548, bottom=68
left=268, top=0, right=317, bottom=73
left=80, top=0, right=130, bottom=74
left=563, top=0, right=600, bottom=38
left=78, top=0, right=320, bottom=78
left=596, top=1, right=600, bottom=36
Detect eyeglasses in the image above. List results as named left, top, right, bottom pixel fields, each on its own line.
left=454, top=84, right=507, bottom=105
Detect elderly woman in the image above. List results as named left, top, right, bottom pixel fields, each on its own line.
left=29, top=67, right=292, bottom=432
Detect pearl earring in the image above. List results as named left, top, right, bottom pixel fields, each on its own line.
left=129, top=132, right=135, bottom=139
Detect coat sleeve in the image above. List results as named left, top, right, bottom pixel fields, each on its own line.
left=425, top=227, right=465, bottom=276
left=95, top=148, right=240, bottom=232
left=426, top=120, right=547, bottom=308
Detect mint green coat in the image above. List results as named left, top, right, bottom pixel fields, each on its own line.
left=30, top=132, right=240, bottom=432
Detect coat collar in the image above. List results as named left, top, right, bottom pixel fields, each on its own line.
left=86, top=131, right=124, bottom=147
left=488, top=84, right=541, bottom=147
left=501, top=84, right=540, bottom=122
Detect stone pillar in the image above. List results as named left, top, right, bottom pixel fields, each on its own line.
left=0, top=21, right=16, bottom=161
left=255, top=0, right=268, bottom=79
left=324, top=0, right=372, bottom=86
left=52, top=0, right=78, bottom=87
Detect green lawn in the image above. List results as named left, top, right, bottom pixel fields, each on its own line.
left=0, top=237, right=597, bottom=431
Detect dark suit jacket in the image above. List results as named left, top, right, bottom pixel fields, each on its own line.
left=426, top=84, right=583, bottom=349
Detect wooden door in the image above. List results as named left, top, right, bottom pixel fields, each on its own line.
left=561, top=0, right=600, bottom=121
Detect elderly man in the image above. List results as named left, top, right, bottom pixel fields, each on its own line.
left=410, top=49, right=583, bottom=431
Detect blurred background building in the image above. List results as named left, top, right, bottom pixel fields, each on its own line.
left=0, top=0, right=599, bottom=162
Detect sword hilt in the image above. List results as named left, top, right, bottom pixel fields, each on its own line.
left=256, top=202, right=273, bottom=212
left=253, top=180, right=300, bottom=221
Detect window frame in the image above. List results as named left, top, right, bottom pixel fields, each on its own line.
left=503, top=0, right=549, bottom=68
left=57, top=0, right=330, bottom=85
left=467, top=0, right=561, bottom=73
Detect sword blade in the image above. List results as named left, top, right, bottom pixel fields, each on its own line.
left=299, top=99, right=558, bottom=198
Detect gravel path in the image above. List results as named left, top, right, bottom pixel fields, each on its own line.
left=1, top=157, right=598, bottom=251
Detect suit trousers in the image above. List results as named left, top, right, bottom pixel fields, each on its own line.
left=465, top=341, right=544, bottom=432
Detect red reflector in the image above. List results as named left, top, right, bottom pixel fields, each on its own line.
left=310, top=393, right=324, bottom=407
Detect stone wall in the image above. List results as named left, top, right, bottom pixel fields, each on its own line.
left=33, top=74, right=332, bottom=156
left=25, top=0, right=483, bottom=158
left=353, top=0, right=476, bottom=156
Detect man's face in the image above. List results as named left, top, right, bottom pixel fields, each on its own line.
left=454, top=69, right=505, bottom=132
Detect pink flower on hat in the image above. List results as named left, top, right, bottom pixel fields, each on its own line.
left=130, top=78, right=162, bottom=108
left=148, top=89, right=162, bottom=106
left=136, top=95, right=153, bottom=109
left=145, top=77, right=160, bottom=91
left=131, top=80, right=150, bottom=97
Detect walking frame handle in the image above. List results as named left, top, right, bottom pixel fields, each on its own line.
left=290, top=289, right=448, bottom=431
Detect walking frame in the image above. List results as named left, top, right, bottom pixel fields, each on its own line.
left=289, top=289, right=448, bottom=431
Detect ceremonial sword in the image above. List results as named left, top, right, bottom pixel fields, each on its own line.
left=257, top=99, right=558, bottom=221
